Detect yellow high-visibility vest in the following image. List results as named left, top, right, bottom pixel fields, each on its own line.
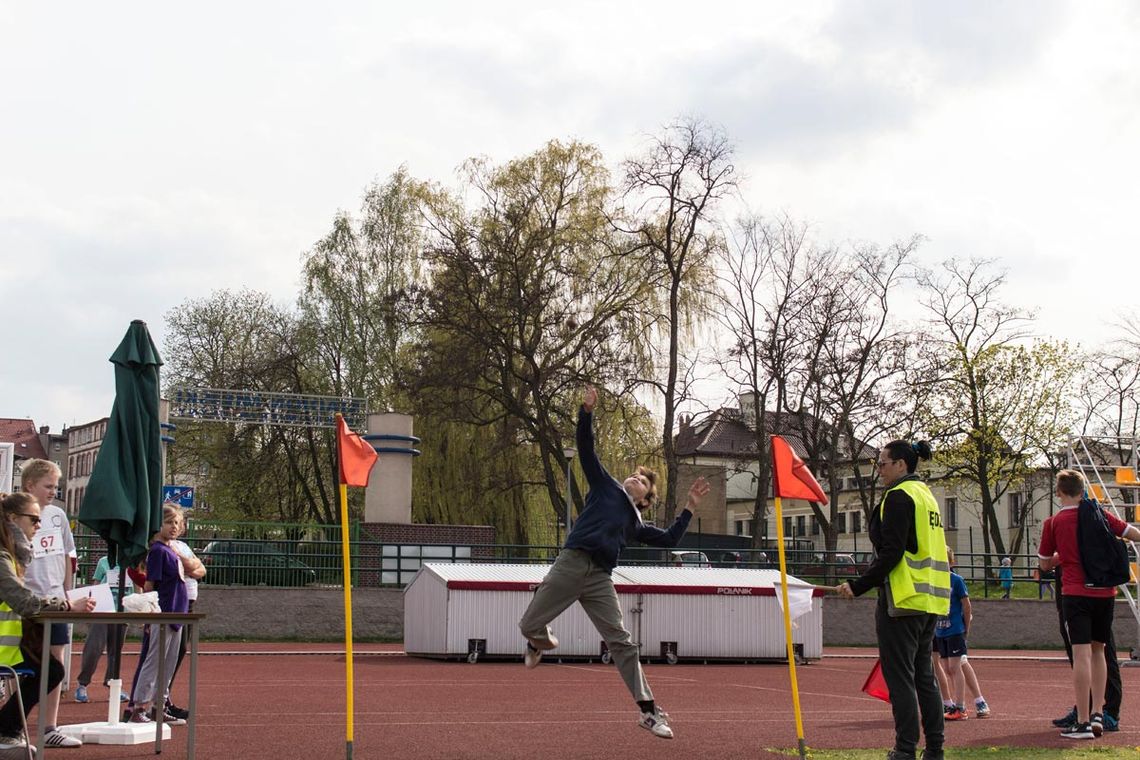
left=0, top=559, right=24, bottom=667
left=880, top=479, right=951, bottom=616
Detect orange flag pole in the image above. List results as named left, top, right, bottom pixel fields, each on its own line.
left=773, top=494, right=808, bottom=760
left=339, top=479, right=355, bottom=760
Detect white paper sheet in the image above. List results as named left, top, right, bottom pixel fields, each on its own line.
left=67, top=583, right=116, bottom=613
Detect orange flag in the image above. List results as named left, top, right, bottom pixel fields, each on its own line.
left=770, top=435, right=828, bottom=504
left=337, top=415, right=378, bottom=487
left=861, top=658, right=890, bottom=702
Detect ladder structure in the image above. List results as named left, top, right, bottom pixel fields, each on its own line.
left=1066, top=435, right=1140, bottom=661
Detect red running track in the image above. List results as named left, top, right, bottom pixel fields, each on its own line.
left=48, top=645, right=1138, bottom=759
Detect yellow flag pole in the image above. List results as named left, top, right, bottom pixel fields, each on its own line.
left=773, top=495, right=807, bottom=760
left=339, top=481, right=355, bottom=760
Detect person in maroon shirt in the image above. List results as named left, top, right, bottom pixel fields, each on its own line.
left=1038, top=469, right=1140, bottom=740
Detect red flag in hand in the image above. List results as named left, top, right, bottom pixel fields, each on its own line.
left=861, top=658, right=890, bottom=703
left=337, top=415, right=378, bottom=487
left=770, top=435, right=828, bottom=504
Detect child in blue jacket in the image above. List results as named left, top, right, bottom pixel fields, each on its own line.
left=519, top=386, right=709, bottom=740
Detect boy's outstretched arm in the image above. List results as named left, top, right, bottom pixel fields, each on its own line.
left=636, top=477, right=709, bottom=547
left=576, top=386, right=607, bottom=488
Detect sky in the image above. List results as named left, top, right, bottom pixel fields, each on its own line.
left=3, top=1, right=1139, bottom=431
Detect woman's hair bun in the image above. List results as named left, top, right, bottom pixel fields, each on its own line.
left=913, top=440, right=933, bottom=460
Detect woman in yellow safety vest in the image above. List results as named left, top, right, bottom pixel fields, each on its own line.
left=836, top=440, right=951, bottom=760
left=0, top=492, right=96, bottom=752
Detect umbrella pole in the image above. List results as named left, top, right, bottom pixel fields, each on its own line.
left=106, top=544, right=129, bottom=720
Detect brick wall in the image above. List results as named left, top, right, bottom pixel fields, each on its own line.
left=676, top=464, right=727, bottom=533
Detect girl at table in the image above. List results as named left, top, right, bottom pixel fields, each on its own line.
left=0, top=492, right=96, bottom=754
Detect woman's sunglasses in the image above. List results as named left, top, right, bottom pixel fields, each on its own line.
left=15, top=513, right=42, bottom=525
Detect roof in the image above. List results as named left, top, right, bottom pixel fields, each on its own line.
left=674, top=406, right=875, bottom=464
left=409, top=562, right=824, bottom=596
left=0, top=418, right=48, bottom=460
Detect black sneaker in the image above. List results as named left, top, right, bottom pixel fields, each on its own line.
left=885, top=751, right=916, bottom=760
left=1052, top=705, right=1077, bottom=727
left=165, top=703, right=190, bottom=721
left=1103, top=713, right=1120, bottom=732
left=921, top=750, right=945, bottom=760
left=1090, top=712, right=1103, bottom=737
left=1060, top=721, right=1095, bottom=740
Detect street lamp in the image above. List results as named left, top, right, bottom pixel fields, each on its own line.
left=563, top=447, right=577, bottom=535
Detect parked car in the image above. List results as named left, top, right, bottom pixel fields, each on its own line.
left=797, top=552, right=859, bottom=579
left=199, top=540, right=318, bottom=587
left=669, top=550, right=712, bottom=567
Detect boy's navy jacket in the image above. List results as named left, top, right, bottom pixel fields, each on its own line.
left=564, top=407, right=692, bottom=573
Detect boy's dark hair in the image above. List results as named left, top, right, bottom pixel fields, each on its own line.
left=882, top=440, right=933, bottom=473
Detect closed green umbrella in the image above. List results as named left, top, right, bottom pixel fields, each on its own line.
left=78, top=319, right=164, bottom=572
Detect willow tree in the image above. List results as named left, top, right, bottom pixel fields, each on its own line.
left=411, top=140, right=659, bottom=536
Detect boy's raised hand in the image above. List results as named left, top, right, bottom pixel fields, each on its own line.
left=686, top=476, right=710, bottom=508
left=583, top=386, right=598, bottom=413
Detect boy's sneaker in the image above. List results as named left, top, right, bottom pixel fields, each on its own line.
left=128, top=710, right=153, bottom=724
left=43, top=729, right=82, bottom=748
left=1090, top=712, right=1103, bottom=737
left=148, top=707, right=186, bottom=726
left=944, top=706, right=967, bottom=721
left=942, top=703, right=954, bottom=715
left=165, top=703, right=190, bottom=720
left=1052, top=705, right=1077, bottom=727
left=1060, top=721, right=1095, bottom=740
left=638, top=708, right=673, bottom=739
left=974, top=700, right=991, bottom=718
left=920, top=750, right=944, bottom=760
left=524, top=643, right=543, bottom=669
left=74, top=685, right=89, bottom=703
left=1102, top=713, right=1119, bottom=732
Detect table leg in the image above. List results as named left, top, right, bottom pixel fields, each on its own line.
left=36, top=624, right=50, bottom=757
left=155, top=625, right=166, bottom=754
left=187, top=622, right=198, bottom=760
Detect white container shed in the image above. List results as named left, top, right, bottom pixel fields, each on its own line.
left=403, top=563, right=823, bottom=663
left=612, top=566, right=824, bottom=661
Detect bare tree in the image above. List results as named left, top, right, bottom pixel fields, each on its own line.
left=918, top=258, right=1078, bottom=565
left=619, top=116, right=737, bottom=521
left=710, top=215, right=810, bottom=546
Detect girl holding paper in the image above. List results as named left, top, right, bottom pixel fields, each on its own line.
left=0, top=492, right=96, bottom=754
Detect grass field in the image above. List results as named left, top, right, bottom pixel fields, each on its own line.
left=774, top=748, right=1140, bottom=759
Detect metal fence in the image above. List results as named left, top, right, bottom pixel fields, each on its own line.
left=71, top=521, right=1137, bottom=593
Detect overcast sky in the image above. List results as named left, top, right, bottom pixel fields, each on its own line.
left=3, top=1, right=1139, bottom=431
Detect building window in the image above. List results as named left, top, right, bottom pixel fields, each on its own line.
left=837, top=512, right=847, bottom=534
left=1009, top=492, right=1023, bottom=528
left=735, top=519, right=749, bottom=536
left=851, top=510, right=861, bottom=534
left=946, top=497, right=957, bottom=529
left=784, top=516, right=793, bottom=538
left=795, top=515, right=806, bottom=537
left=810, top=516, right=820, bottom=535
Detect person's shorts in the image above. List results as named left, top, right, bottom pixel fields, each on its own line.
left=935, top=634, right=968, bottom=659
left=1062, top=595, right=1115, bottom=645
left=49, top=623, right=71, bottom=646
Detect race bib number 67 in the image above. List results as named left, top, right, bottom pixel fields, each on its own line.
left=32, top=527, right=65, bottom=559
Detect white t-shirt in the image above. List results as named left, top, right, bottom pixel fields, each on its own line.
left=25, top=503, right=76, bottom=597
left=170, top=539, right=199, bottom=601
